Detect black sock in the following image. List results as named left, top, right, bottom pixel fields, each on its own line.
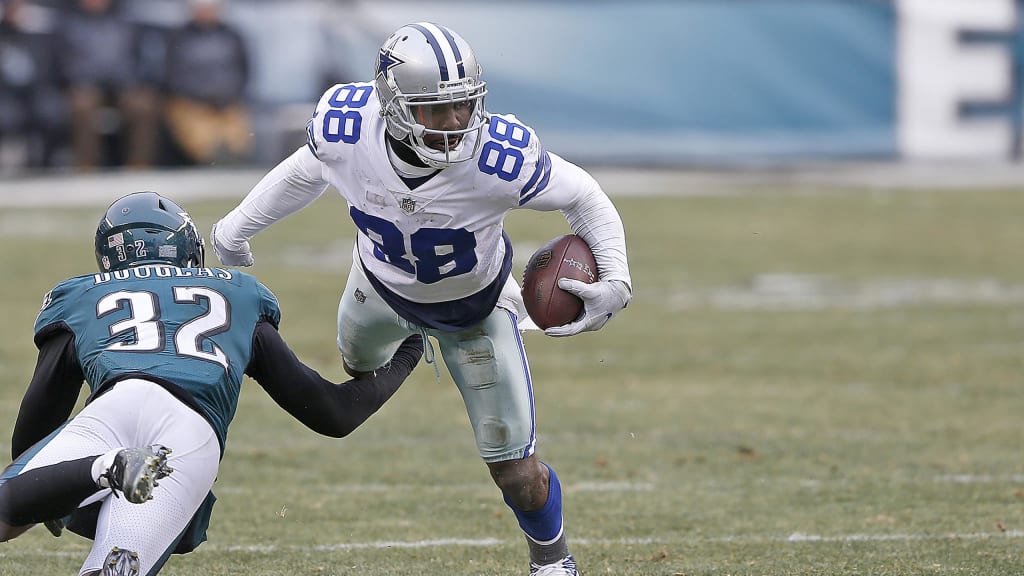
left=526, top=532, right=570, bottom=565
left=0, top=456, right=99, bottom=526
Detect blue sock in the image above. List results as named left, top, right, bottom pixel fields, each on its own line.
left=504, top=462, right=563, bottom=542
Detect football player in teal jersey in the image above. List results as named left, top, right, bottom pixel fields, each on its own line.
left=0, top=192, right=423, bottom=576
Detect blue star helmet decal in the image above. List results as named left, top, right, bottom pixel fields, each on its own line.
left=376, top=39, right=405, bottom=78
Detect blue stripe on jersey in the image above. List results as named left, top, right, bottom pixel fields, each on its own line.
left=305, top=118, right=320, bottom=159
left=437, top=25, right=466, bottom=79
left=506, top=307, right=537, bottom=457
left=519, top=149, right=552, bottom=205
left=518, top=148, right=545, bottom=197
left=410, top=23, right=449, bottom=81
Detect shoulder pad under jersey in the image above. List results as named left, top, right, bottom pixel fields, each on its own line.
left=480, top=113, right=552, bottom=206
left=305, top=82, right=379, bottom=163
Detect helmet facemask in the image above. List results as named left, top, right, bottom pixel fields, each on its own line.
left=375, top=23, right=489, bottom=169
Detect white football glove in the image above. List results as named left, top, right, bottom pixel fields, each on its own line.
left=544, top=278, right=631, bottom=337
left=210, top=221, right=254, bottom=267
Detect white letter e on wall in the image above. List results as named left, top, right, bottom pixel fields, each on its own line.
left=898, top=0, right=1016, bottom=159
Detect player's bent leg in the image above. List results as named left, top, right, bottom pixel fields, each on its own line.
left=437, top=306, right=577, bottom=573
left=490, top=457, right=575, bottom=574
left=0, top=429, right=138, bottom=535
left=1, top=456, right=105, bottom=528
left=436, top=306, right=536, bottom=461
left=488, top=455, right=549, bottom=511
left=0, top=520, right=33, bottom=542
left=82, top=441, right=216, bottom=575
left=81, top=381, right=220, bottom=576
left=336, top=257, right=415, bottom=373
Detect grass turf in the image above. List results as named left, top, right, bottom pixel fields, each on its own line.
left=0, top=186, right=1022, bottom=575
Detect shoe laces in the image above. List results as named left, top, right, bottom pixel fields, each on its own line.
left=530, top=555, right=579, bottom=576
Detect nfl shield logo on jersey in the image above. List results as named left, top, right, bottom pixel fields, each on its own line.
left=400, top=197, right=416, bottom=214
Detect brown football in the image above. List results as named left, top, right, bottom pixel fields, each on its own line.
left=521, top=234, right=597, bottom=329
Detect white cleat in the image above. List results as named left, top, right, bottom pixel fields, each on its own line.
left=530, top=554, right=580, bottom=576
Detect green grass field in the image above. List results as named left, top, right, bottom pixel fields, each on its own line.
left=1, top=184, right=1023, bottom=575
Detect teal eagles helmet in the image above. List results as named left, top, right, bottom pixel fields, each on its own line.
left=95, top=192, right=205, bottom=272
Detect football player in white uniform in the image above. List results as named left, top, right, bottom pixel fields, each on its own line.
left=211, top=22, right=632, bottom=576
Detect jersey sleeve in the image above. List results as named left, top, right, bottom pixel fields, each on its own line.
left=480, top=113, right=553, bottom=209
left=303, top=87, right=331, bottom=160
left=33, top=279, right=73, bottom=347
left=12, top=330, right=85, bottom=459
left=503, top=119, right=633, bottom=289
left=254, top=278, right=282, bottom=329
left=514, top=135, right=552, bottom=208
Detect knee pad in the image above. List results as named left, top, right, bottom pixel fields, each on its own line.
left=451, top=334, right=498, bottom=389
left=102, top=546, right=140, bottom=576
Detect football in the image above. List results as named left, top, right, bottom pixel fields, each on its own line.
left=521, top=234, right=597, bottom=329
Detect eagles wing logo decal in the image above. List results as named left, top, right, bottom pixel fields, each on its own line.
left=39, top=290, right=53, bottom=311
left=176, top=211, right=195, bottom=232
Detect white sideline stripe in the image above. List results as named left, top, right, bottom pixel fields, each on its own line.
left=213, top=480, right=657, bottom=495
left=781, top=531, right=1024, bottom=543
left=935, top=474, right=1024, bottom=484
left=4, top=531, right=1023, bottom=559
left=570, top=481, right=656, bottom=492
left=669, top=275, right=1024, bottom=312
left=212, top=475, right=1023, bottom=497
left=3, top=162, right=1024, bottom=208
left=219, top=537, right=504, bottom=553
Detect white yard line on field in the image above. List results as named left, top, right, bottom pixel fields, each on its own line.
left=207, top=472, right=1024, bottom=498
left=935, top=474, right=1024, bottom=484
left=4, top=530, right=1022, bottom=560
left=213, top=480, right=657, bottom=495
left=667, top=275, right=1024, bottom=311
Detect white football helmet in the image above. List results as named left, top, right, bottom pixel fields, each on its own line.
left=374, top=22, right=488, bottom=169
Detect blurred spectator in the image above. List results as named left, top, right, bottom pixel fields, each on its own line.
left=164, top=0, right=251, bottom=165
left=0, top=0, right=67, bottom=169
left=54, top=0, right=159, bottom=170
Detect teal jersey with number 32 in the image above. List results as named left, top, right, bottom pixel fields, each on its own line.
left=33, top=266, right=281, bottom=448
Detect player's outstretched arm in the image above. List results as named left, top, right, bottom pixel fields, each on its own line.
left=247, top=323, right=423, bottom=437
left=212, top=146, right=329, bottom=267
left=210, top=221, right=254, bottom=267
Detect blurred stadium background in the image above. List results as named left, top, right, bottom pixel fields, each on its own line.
left=3, top=1, right=1024, bottom=575
left=3, top=0, right=1024, bottom=171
